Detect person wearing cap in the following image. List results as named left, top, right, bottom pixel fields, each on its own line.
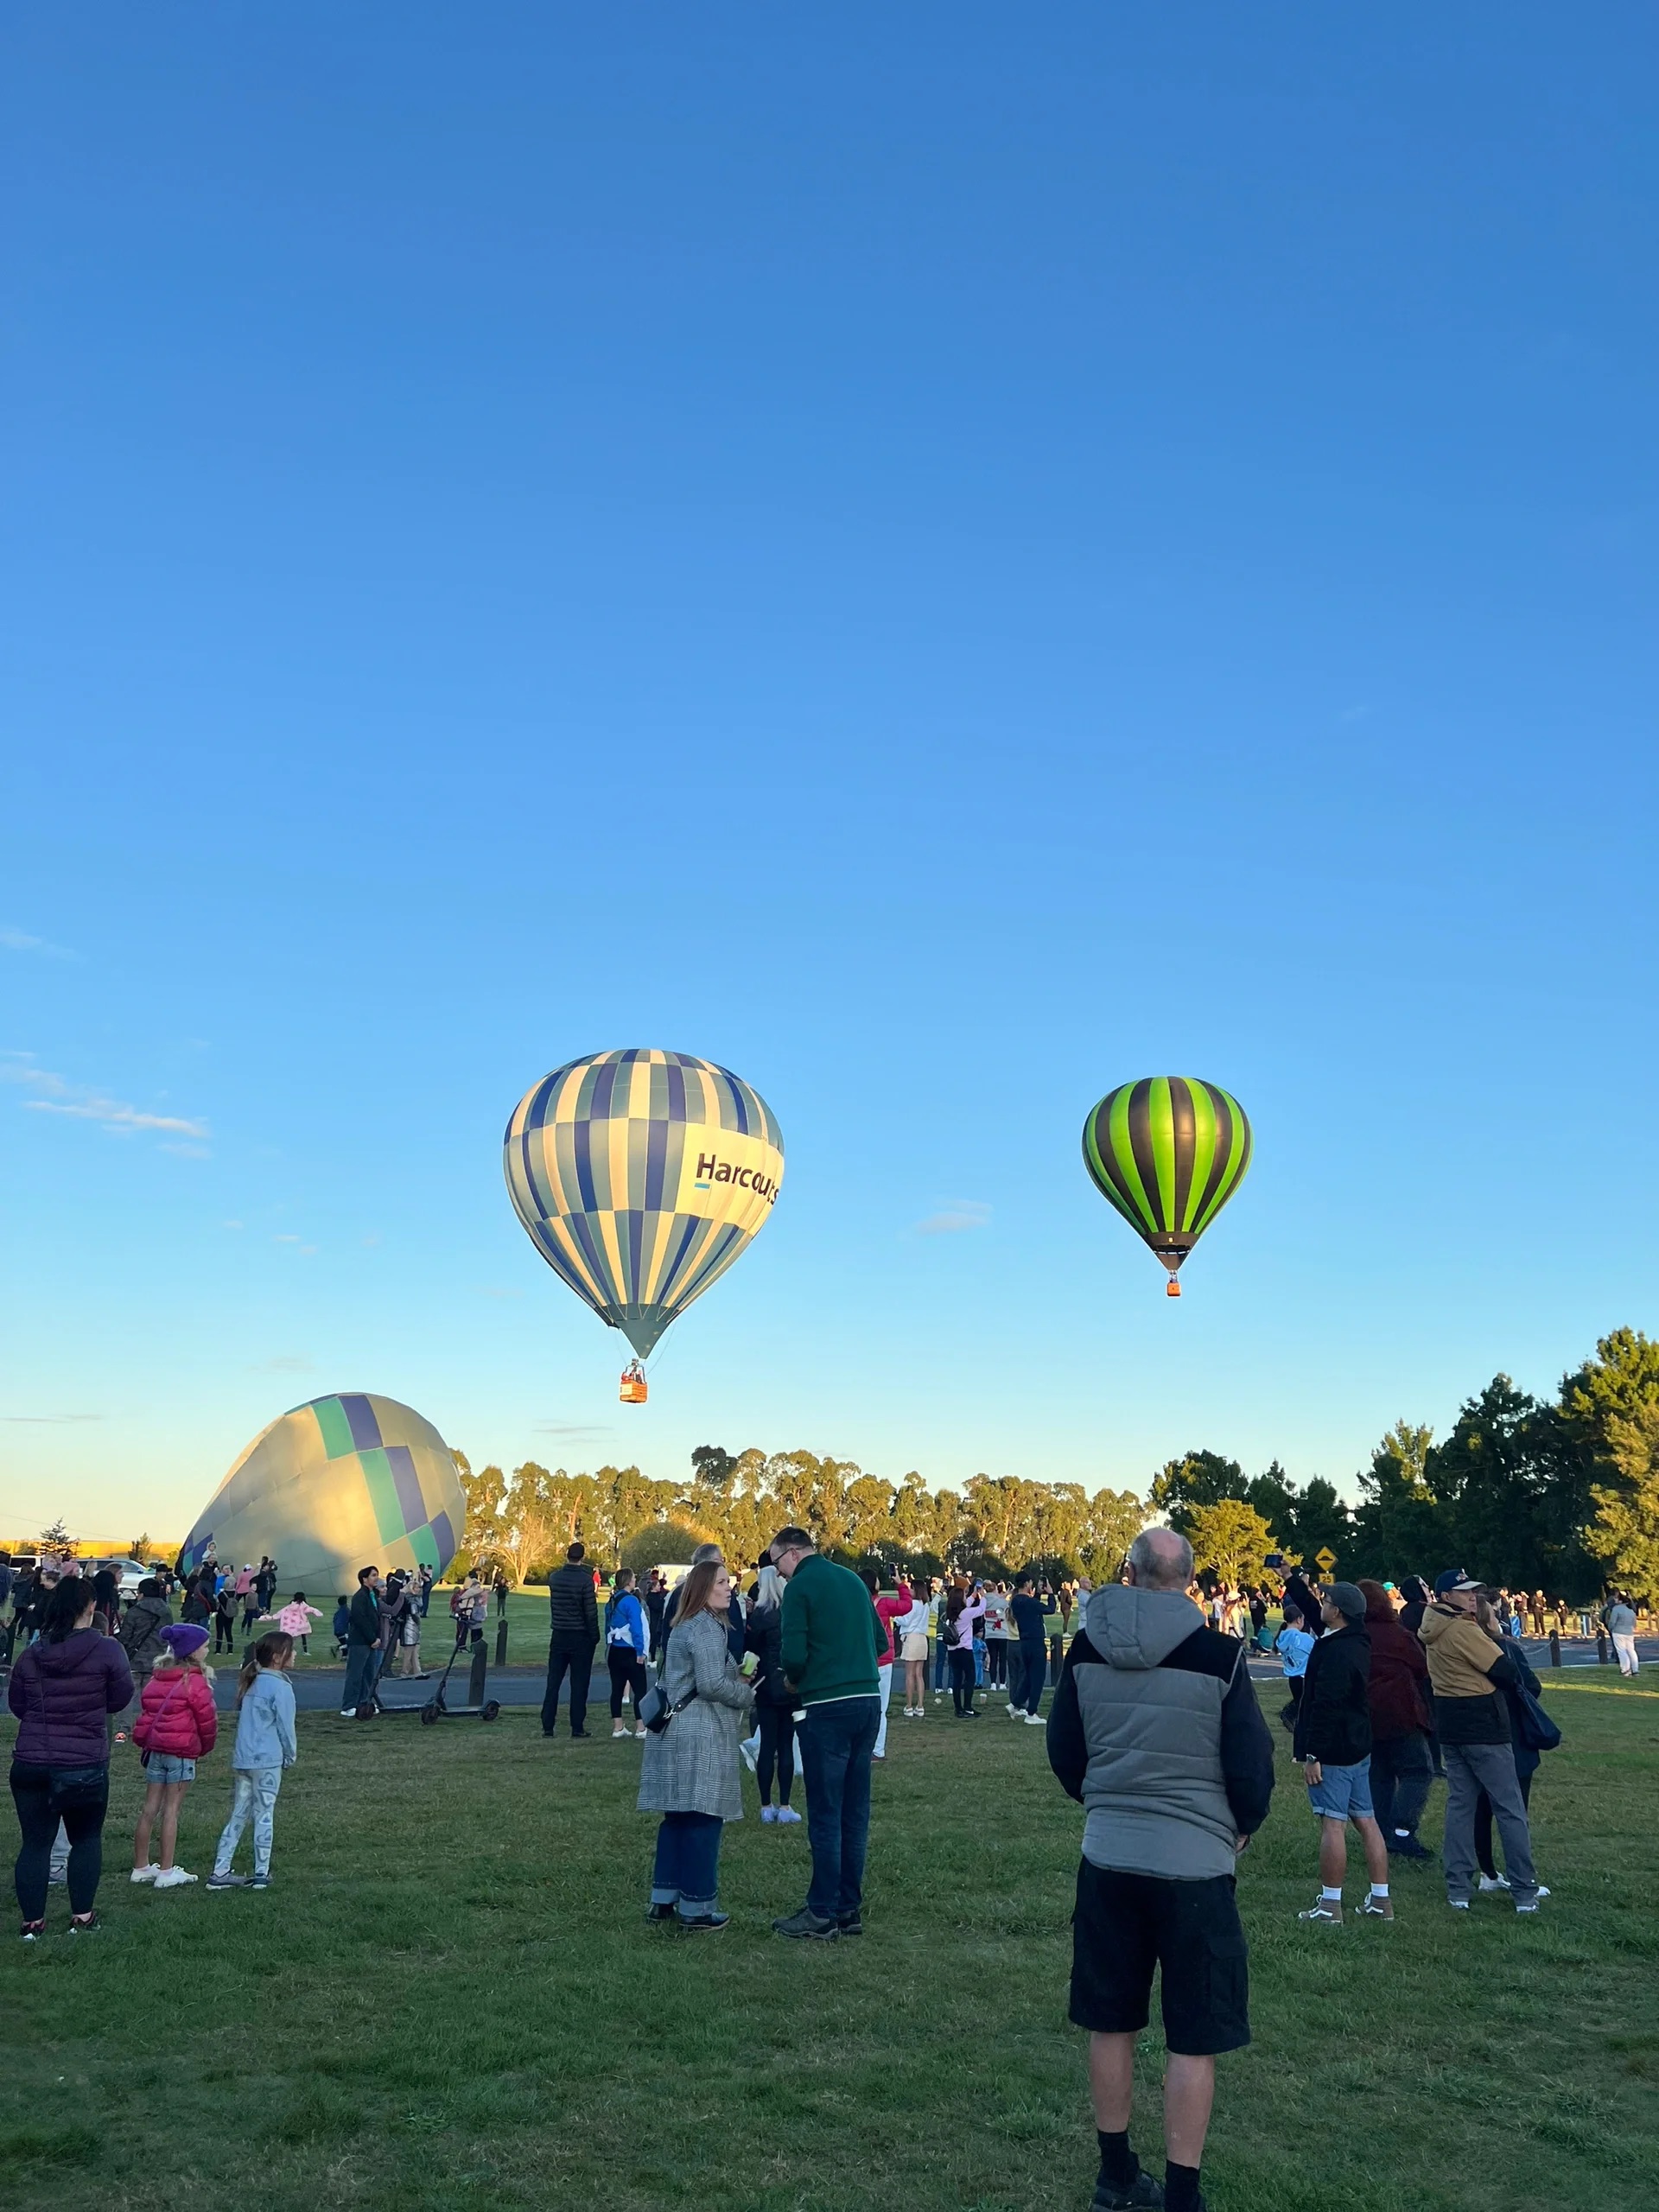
left=1419, top=1570, right=1541, bottom=1911
left=1292, top=1583, right=1393, bottom=1924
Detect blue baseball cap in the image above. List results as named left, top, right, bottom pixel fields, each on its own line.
left=1433, top=1569, right=1482, bottom=1597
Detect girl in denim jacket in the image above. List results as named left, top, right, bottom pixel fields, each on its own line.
left=207, top=1632, right=298, bottom=1891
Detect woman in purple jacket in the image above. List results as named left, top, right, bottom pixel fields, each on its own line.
left=8, top=1576, right=134, bottom=1938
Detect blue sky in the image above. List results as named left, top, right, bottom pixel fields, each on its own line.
left=2, top=8, right=1655, bottom=1544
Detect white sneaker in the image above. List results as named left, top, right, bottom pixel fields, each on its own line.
left=1024, top=1711, right=1046, bottom=1726
left=338, top=1707, right=356, bottom=1719
left=775, top=1806, right=803, bottom=1825
left=612, top=1724, right=631, bottom=1738
left=760, top=1805, right=778, bottom=1823
left=1006, top=1703, right=1023, bottom=1719
left=130, top=1864, right=161, bottom=1885
left=153, top=1867, right=197, bottom=1889
left=739, top=1734, right=760, bottom=1773
left=634, top=1725, right=648, bottom=1739
left=1477, top=1874, right=1510, bottom=1892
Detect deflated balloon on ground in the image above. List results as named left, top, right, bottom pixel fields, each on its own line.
left=178, top=1393, right=465, bottom=1591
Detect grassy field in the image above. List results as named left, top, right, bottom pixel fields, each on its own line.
left=3, top=1674, right=1656, bottom=2212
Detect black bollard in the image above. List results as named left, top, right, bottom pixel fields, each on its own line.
left=468, top=1639, right=487, bottom=1707
left=495, top=1615, right=509, bottom=1668
left=1548, top=1629, right=1561, bottom=1667
left=1597, top=1628, right=1610, bottom=1665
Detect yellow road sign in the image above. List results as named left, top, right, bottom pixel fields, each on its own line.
left=1314, top=1548, right=1338, bottom=1573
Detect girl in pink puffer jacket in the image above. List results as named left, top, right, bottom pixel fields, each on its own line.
left=131, top=1623, right=218, bottom=1889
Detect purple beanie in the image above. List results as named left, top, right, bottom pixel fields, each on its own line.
left=160, top=1622, right=209, bottom=1658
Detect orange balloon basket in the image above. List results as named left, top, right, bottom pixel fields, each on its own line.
left=1166, top=1279, right=1182, bottom=1299
left=619, top=1361, right=648, bottom=1405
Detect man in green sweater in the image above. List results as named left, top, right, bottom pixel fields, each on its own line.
left=770, top=1525, right=882, bottom=1941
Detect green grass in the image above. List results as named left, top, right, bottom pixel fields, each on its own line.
left=3, top=1675, right=1657, bottom=2212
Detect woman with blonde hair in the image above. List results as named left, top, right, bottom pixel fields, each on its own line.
left=638, top=1556, right=754, bottom=1931
left=743, top=1561, right=802, bottom=1822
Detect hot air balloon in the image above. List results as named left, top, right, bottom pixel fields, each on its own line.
left=177, top=1394, right=465, bottom=1588
left=505, top=1049, right=784, bottom=1393
left=1082, top=1077, right=1252, bottom=1296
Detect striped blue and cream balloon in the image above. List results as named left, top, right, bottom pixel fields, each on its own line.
left=505, top=1050, right=785, bottom=1359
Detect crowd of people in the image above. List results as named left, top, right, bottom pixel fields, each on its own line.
left=2, top=1576, right=302, bottom=1936
left=2, top=1532, right=1650, bottom=2212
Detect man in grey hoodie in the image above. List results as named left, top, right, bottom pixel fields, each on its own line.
left=1047, top=1527, right=1274, bottom=2212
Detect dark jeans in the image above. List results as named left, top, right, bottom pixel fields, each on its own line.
left=932, top=1636, right=950, bottom=1692
left=213, top=1619, right=235, bottom=1652
left=757, top=1704, right=796, bottom=1806
left=542, top=1637, right=594, bottom=1735
left=10, top=1762, right=108, bottom=1921
left=1370, top=1732, right=1433, bottom=1837
left=949, top=1648, right=977, bottom=1714
left=1011, top=1641, right=1046, bottom=1714
left=650, top=1809, right=722, bottom=1915
left=1476, top=1767, right=1534, bottom=1879
left=1279, top=1676, right=1304, bottom=1731
left=797, top=1696, right=880, bottom=1920
left=341, top=1642, right=380, bottom=1710
left=986, top=1640, right=1007, bottom=1688
left=607, top=1646, right=646, bottom=1719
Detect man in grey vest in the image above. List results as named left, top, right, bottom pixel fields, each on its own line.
left=1047, top=1528, right=1274, bottom=2212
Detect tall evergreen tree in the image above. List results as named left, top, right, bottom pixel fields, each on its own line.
left=1427, top=1376, right=1596, bottom=1598
left=1351, top=1421, right=1447, bottom=1579
left=1560, top=1328, right=1659, bottom=1605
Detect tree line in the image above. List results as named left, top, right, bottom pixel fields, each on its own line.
left=453, top=1446, right=1145, bottom=1588
left=451, top=1328, right=1659, bottom=1604
left=1153, top=1328, right=1659, bottom=1602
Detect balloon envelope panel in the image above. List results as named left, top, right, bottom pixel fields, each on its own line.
left=505, top=1047, right=785, bottom=1358
left=180, top=1395, right=464, bottom=1591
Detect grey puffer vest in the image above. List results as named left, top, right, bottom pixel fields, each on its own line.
left=1076, top=1585, right=1240, bottom=1880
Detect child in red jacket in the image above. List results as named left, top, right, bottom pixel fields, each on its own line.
left=131, top=1622, right=218, bottom=1890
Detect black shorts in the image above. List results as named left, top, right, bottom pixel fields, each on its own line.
left=1069, top=1860, right=1249, bottom=2056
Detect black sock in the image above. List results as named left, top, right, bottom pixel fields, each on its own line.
left=1165, top=2161, right=1202, bottom=2212
left=1096, top=2130, right=1134, bottom=2189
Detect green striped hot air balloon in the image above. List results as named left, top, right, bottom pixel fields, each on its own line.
left=1082, top=1077, right=1252, bottom=1294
